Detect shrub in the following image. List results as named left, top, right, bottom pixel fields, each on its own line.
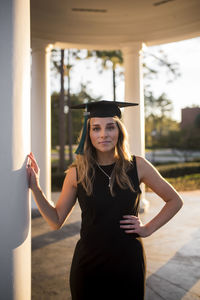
left=52, top=173, right=65, bottom=191
left=51, top=161, right=200, bottom=191
left=156, top=162, right=200, bottom=178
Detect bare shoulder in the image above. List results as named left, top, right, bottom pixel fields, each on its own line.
left=135, top=155, right=146, bottom=167
left=64, top=166, right=77, bottom=188
left=134, top=155, right=157, bottom=182
left=135, top=155, right=152, bottom=168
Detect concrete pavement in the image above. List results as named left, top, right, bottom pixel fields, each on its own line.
left=32, top=191, right=200, bottom=300
left=142, top=191, right=200, bottom=300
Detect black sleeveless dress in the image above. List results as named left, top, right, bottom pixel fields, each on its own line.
left=70, top=156, right=146, bottom=300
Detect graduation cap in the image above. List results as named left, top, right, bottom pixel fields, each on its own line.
left=70, top=100, right=138, bottom=154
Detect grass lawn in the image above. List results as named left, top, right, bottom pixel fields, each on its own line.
left=166, top=173, right=200, bottom=191
left=146, top=173, right=200, bottom=192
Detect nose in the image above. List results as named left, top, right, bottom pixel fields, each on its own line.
left=100, top=128, right=108, bottom=138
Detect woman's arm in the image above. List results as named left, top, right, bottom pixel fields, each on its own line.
left=27, top=152, right=77, bottom=230
left=120, top=156, right=183, bottom=237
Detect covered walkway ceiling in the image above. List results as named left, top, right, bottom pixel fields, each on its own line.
left=31, top=0, right=200, bottom=48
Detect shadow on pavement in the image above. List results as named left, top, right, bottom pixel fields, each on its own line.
left=32, top=221, right=81, bottom=251
left=146, top=228, right=200, bottom=300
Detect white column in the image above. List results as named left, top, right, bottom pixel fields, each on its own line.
left=0, top=0, right=31, bottom=299
left=31, top=42, right=52, bottom=207
left=123, top=43, right=149, bottom=212
left=122, top=43, right=145, bottom=156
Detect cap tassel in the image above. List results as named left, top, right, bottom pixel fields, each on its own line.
left=75, top=110, right=89, bottom=155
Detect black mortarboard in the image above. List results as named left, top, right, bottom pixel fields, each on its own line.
left=70, top=100, right=138, bottom=154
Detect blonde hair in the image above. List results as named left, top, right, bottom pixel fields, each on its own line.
left=70, top=116, right=135, bottom=196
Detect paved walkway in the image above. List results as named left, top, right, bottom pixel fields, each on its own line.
left=32, top=191, right=200, bottom=300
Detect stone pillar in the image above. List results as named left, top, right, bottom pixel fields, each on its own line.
left=31, top=41, right=52, bottom=207
left=123, top=43, right=149, bottom=212
left=0, top=0, right=31, bottom=299
left=122, top=43, right=145, bottom=156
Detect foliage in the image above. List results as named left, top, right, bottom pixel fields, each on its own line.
left=156, top=162, right=200, bottom=178
left=52, top=172, right=65, bottom=191
left=51, top=48, right=80, bottom=77
left=51, top=84, right=101, bottom=148
left=51, top=47, right=183, bottom=150
left=166, top=127, right=200, bottom=152
left=165, top=174, right=200, bottom=191
left=146, top=173, right=200, bottom=192
left=143, top=49, right=181, bottom=149
left=143, top=49, right=181, bottom=83
left=51, top=160, right=200, bottom=192
left=145, top=161, right=200, bottom=192
left=145, top=125, right=200, bottom=153
left=87, top=50, right=123, bottom=70
left=51, top=92, right=59, bottom=148
left=145, top=92, right=173, bottom=119
left=194, top=113, right=200, bottom=128
left=145, top=114, right=179, bottom=148
left=85, top=50, right=124, bottom=100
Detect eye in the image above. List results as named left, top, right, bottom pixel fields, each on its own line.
left=92, top=127, right=100, bottom=131
left=107, top=125, right=115, bottom=131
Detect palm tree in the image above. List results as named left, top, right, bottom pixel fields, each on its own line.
left=65, top=49, right=73, bottom=165
left=51, top=49, right=75, bottom=170
left=59, top=49, right=65, bottom=172
left=87, top=50, right=123, bottom=101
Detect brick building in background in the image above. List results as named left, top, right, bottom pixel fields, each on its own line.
left=180, top=107, right=200, bottom=129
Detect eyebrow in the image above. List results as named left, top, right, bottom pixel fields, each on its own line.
left=91, top=122, right=116, bottom=127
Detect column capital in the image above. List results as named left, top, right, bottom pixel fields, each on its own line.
left=121, top=41, right=144, bottom=56
left=31, top=38, right=54, bottom=54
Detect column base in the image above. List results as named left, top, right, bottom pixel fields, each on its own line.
left=139, top=198, right=150, bottom=214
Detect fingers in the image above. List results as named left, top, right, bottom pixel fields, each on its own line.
left=120, top=215, right=140, bottom=234
left=120, top=215, right=139, bottom=221
left=26, top=158, right=32, bottom=187
left=26, top=153, right=39, bottom=189
left=28, top=153, right=35, bottom=163
left=120, top=215, right=149, bottom=238
left=27, top=153, right=39, bottom=173
left=26, top=161, right=38, bottom=189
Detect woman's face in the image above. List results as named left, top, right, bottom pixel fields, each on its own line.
left=89, top=117, right=119, bottom=153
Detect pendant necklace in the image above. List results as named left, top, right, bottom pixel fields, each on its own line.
left=96, top=162, right=114, bottom=188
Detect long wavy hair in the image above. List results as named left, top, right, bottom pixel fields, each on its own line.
left=70, top=116, right=135, bottom=196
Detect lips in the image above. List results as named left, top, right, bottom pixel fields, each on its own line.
left=99, top=141, right=111, bottom=144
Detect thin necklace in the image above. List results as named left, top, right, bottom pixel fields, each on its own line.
left=96, top=162, right=114, bottom=188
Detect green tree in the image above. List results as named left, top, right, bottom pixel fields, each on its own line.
left=67, top=84, right=101, bottom=144
left=143, top=48, right=180, bottom=121
left=145, top=114, right=179, bottom=149
left=145, top=91, right=175, bottom=148
left=143, top=49, right=180, bottom=84
left=85, top=50, right=123, bottom=101
left=51, top=47, right=181, bottom=159
left=84, top=48, right=180, bottom=114
left=168, top=128, right=200, bottom=161
left=51, top=49, right=78, bottom=170
left=194, top=113, right=200, bottom=128
left=142, top=48, right=181, bottom=149
left=51, top=85, right=101, bottom=153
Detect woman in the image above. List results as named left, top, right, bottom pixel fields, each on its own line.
left=27, top=100, right=183, bottom=300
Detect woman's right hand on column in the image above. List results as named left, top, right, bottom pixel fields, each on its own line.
left=26, top=152, right=40, bottom=191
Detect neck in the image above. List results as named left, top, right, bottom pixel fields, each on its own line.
left=96, top=150, right=116, bottom=165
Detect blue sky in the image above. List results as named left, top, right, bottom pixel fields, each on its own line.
left=51, top=37, right=200, bottom=122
